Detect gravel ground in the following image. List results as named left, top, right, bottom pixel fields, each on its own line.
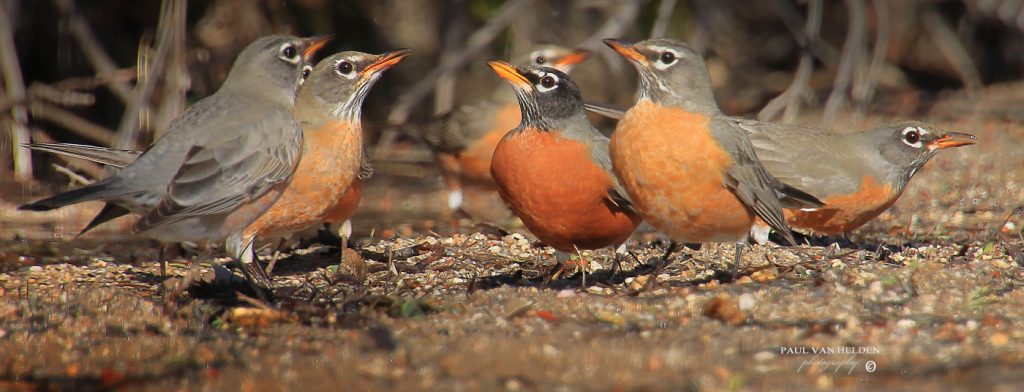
left=1, top=89, right=1023, bottom=391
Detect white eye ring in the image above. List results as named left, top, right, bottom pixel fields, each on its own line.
left=278, top=43, right=301, bottom=65
left=536, top=72, right=558, bottom=92
left=529, top=50, right=549, bottom=65
left=299, top=65, right=313, bottom=84
left=901, top=126, right=928, bottom=148
left=333, top=59, right=357, bottom=79
left=653, top=49, right=680, bottom=70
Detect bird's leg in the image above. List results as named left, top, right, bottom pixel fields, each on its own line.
left=542, top=251, right=569, bottom=288
left=265, top=237, right=287, bottom=276
left=661, top=241, right=679, bottom=264
left=337, top=219, right=352, bottom=269
left=228, top=235, right=273, bottom=303
left=608, top=243, right=628, bottom=281
left=732, top=240, right=745, bottom=281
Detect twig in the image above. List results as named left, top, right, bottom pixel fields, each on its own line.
left=152, top=0, right=188, bottom=137
left=386, top=0, right=534, bottom=125
left=29, top=101, right=117, bottom=145
left=922, top=5, right=982, bottom=91
left=432, top=0, right=468, bottom=116
left=577, top=0, right=643, bottom=75
left=28, top=82, right=95, bottom=107
left=758, top=0, right=822, bottom=123
left=52, top=0, right=134, bottom=103
left=0, top=0, right=32, bottom=180
left=650, top=0, right=677, bottom=38
left=112, top=0, right=180, bottom=149
left=823, top=0, right=867, bottom=123
left=51, top=163, right=92, bottom=186
left=852, top=0, right=891, bottom=117
left=767, top=0, right=839, bottom=68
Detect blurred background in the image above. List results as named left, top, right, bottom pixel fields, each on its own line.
left=2, top=0, right=1023, bottom=239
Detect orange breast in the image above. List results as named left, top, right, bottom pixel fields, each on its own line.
left=610, top=100, right=754, bottom=243
left=323, top=178, right=365, bottom=223
left=490, top=129, right=641, bottom=252
left=245, top=120, right=362, bottom=239
left=443, top=104, right=521, bottom=187
left=786, top=176, right=898, bottom=235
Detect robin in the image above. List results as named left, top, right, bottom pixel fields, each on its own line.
left=21, top=34, right=328, bottom=291
left=602, top=38, right=823, bottom=275
left=486, top=60, right=642, bottom=276
left=422, top=46, right=591, bottom=212
left=744, top=121, right=976, bottom=239
left=583, top=99, right=977, bottom=241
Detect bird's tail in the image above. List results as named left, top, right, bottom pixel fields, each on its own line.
left=20, top=178, right=127, bottom=212
left=24, top=142, right=138, bottom=169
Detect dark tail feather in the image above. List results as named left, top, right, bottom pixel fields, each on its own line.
left=20, top=179, right=123, bottom=212
left=24, top=143, right=138, bottom=168
left=76, top=203, right=132, bottom=237
left=778, top=183, right=825, bottom=209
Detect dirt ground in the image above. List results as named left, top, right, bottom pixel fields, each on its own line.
left=2, top=85, right=1024, bottom=391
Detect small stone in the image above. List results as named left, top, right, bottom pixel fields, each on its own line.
left=738, top=293, right=756, bottom=311
left=556, top=289, right=576, bottom=298
left=28, top=266, right=43, bottom=273
left=702, top=296, right=745, bottom=326
left=754, top=351, right=775, bottom=361
left=991, top=332, right=1009, bottom=347
left=895, top=319, right=916, bottom=330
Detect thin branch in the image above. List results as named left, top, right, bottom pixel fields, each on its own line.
left=152, top=0, right=188, bottom=137
left=29, top=101, right=117, bottom=146
left=51, top=163, right=92, bottom=186
left=650, top=0, right=677, bottom=38
left=386, top=0, right=534, bottom=125
left=922, top=5, right=982, bottom=91
left=823, top=0, right=867, bottom=123
left=112, top=0, right=180, bottom=149
left=578, top=1, right=644, bottom=77
left=52, top=0, right=135, bottom=103
left=768, top=0, right=839, bottom=69
left=0, top=0, right=32, bottom=180
left=852, top=0, right=891, bottom=114
left=758, top=0, right=822, bottom=123
left=432, top=0, right=468, bottom=116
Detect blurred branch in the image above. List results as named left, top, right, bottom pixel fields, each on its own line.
left=30, top=101, right=116, bottom=146
left=387, top=0, right=534, bottom=125
left=433, top=0, right=469, bottom=116
left=758, top=0, right=822, bottom=123
left=852, top=0, right=891, bottom=114
left=823, top=0, right=867, bottom=123
left=52, top=0, right=135, bottom=104
left=153, top=0, right=188, bottom=137
left=768, top=0, right=838, bottom=69
left=0, top=0, right=32, bottom=180
left=112, top=0, right=182, bottom=149
left=650, top=0, right=677, bottom=38
left=922, top=5, right=982, bottom=91
left=578, top=1, right=643, bottom=76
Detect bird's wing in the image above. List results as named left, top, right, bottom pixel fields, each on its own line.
left=134, top=108, right=303, bottom=233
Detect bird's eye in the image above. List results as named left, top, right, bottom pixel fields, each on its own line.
left=278, top=43, right=300, bottom=64
left=540, top=76, right=556, bottom=89
left=660, top=51, right=676, bottom=64
left=337, top=61, right=353, bottom=75
left=904, top=130, right=919, bottom=144
left=901, top=126, right=924, bottom=148
left=535, top=56, right=546, bottom=65
left=301, top=65, right=312, bottom=80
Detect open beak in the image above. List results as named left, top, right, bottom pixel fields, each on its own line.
left=303, top=34, right=333, bottom=61
left=361, top=49, right=411, bottom=77
left=603, top=38, right=647, bottom=66
left=552, top=49, right=591, bottom=72
left=487, top=60, right=531, bottom=90
left=929, top=132, right=977, bottom=150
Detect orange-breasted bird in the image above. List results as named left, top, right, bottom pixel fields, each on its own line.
left=602, top=38, right=822, bottom=276
left=422, top=46, right=592, bottom=212
left=486, top=60, right=642, bottom=273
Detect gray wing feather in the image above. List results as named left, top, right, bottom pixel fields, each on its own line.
left=134, top=109, right=303, bottom=233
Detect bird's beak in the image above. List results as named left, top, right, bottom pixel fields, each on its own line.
left=303, top=34, right=333, bottom=61
left=552, top=49, right=591, bottom=72
left=488, top=60, right=531, bottom=90
left=361, top=49, right=411, bottom=77
left=603, top=38, right=647, bottom=66
left=929, top=132, right=977, bottom=150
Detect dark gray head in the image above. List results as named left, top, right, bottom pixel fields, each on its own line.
left=487, top=61, right=585, bottom=131
left=296, top=49, right=411, bottom=123
left=871, top=121, right=976, bottom=187
left=221, top=34, right=331, bottom=105
left=515, top=45, right=592, bottom=73
left=603, top=38, right=719, bottom=114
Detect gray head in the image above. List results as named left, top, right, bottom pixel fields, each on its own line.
left=871, top=121, right=976, bottom=187
left=515, top=45, right=592, bottom=73
left=221, top=34, right=331, bottom=105
left=296, top=49, right=410, bottom=123
left=488, top=61, right=585, bottom=131
left=603, top=38, right=719, bottom=114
